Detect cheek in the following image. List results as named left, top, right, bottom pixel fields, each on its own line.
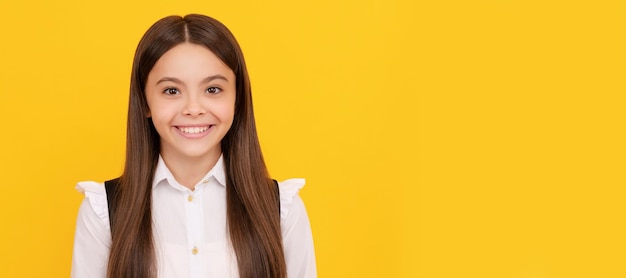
left=215, top=95, right=236, bottom=124
left=216, top=102, right=235, bottom=125
left=148, top=103, right=176, bottom=128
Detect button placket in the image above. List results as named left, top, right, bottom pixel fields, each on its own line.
left=185, top=185, right=204, bottom=276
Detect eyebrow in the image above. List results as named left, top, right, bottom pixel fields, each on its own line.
left=156, top=75, right=229, bottom=85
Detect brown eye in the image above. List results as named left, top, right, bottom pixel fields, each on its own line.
left=205, top=87, right=222, bottom=94
left=163, top=88, right=180, bottom=95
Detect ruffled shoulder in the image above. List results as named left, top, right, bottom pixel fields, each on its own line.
left=277, top=178, right=306, bottom=221
left=76, top=181, right=109, bottom=225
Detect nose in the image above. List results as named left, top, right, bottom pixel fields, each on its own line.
left=182, top=94, right=206, bottom=117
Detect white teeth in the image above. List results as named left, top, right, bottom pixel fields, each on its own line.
left=180, top=126, right=209, bottom=134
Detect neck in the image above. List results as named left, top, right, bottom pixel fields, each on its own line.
left=160, top=148, right=221, bottom=190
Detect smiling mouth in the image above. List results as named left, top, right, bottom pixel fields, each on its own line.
left=178, top=126, right=211, bottom=134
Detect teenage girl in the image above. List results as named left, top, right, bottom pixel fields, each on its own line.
left=71, top=14, right=316, bottom=278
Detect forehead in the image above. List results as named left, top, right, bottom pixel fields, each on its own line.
left=148, top=42, right=235, bottom=81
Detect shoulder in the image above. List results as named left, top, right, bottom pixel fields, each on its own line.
left=72, top=181, right=112, bottom=277
left=75, top=181, right=110, bottom=227
left=276, top=178, right=307, bottom=221
left=276, top=179, right=317, bottom=276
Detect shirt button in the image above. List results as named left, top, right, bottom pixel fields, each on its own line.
left=202, top=179, right=209, bottom=184
left=192, top=246, right=199, bottom=255
left=187, top=195, right=193, bottom=202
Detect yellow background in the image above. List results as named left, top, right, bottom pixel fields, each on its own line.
left=0, top=0, right=624, bottom=277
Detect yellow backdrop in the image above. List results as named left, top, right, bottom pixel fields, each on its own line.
left=0, top=0, right=624, bottom=277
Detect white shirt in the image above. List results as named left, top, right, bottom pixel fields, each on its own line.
left=71, top=155, right=317, bottom=278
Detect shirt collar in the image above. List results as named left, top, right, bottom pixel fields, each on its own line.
left=152, top=154, right=226, bottom=188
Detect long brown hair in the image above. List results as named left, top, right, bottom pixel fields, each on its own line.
left=107, top=14, right=286, bottom=278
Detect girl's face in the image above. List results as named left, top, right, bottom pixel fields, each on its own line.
left=145, top=43, right=236, bottom=162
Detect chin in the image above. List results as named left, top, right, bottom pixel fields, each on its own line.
left=182, top=146, right=221, bottom=158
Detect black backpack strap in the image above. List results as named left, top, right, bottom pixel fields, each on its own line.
left=273, top=179, right=281, bottom=216
left=104, top=178, right=120, bottom=229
